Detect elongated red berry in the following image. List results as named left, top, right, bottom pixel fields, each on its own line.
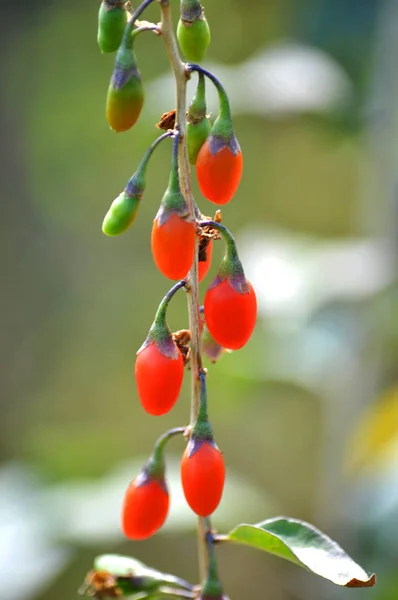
left=135, top=280, right=186, bottom=416
left=204, top=278, right=256, bottom=350
left=152, top=133, right=196, bottom=280
left=152, top=213, right=196, bottom=280
left=196, top=142, right=243, bottom=205
left=122, top=473, right=169, bottom=540
left=201, top=220, right=257, bottom=349
left=135, top=340, right=184, bottom=415
left=181, top=439, right=225, bottom=517
left=198, top=237, right=212, bottom=282
left=191, top=66, right=242, bottom=204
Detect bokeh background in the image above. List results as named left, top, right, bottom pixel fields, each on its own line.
left=2, top=0, right=398, bottom=599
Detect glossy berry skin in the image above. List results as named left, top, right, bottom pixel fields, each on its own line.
left=196, top=142, right=243, bottom=205
left=177, top=17, right=211, bottom=63
left=106, top=76, right=144, bottom=133
left=102, top=192, right=140, bottom=236
left=198, top=239, right=213, bottom=282
left=135, top=341, right=184, bottom=415
left=204, top=279, right=257, bottom=350
left=97, top=2, right=127, bottom=54
left=122, top=477, right=169, bottom=540
left=181, top=441, right=225, bottom=517
left=151, top=213, right=196, bottom=280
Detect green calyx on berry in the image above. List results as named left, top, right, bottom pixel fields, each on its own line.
left=187, top=65, right=239, bottom=156
left=138, top=280, right=187, bottom=360
left=187, top=72, right=211, bottom=165
left=200, top=220, right=249, bottom=294
left=97, top=1, right=128, bottom=54
left=177, top=0, right=211, bottom=63
left=155, top=132, right=192, bottom=226
left=102, top=131, right=172, bottom=236
left=188, top=371, right=216, bottom=456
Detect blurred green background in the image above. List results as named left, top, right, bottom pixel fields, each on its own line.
left=3, top=0, right=398, bottom=599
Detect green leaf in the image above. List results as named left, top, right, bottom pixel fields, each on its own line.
left=224, top=517, right=376, bottom=588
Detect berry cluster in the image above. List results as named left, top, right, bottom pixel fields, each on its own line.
left=97, top=0, right=256, bottom=596
left=80, top=2, right=377, bottom=598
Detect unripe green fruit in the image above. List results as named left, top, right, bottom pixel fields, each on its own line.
left=187, top=117, right=211, bottom=165
left=177, top=16, right=211, bottom=63
left=97, top=2, right=128, bottom=54
left=102, top=192, right=140, bottom=236
left=106, top=44, right=144, bottom=132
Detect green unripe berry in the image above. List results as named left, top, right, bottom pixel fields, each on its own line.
left=177, top=15, right=211, bottom=63
left=102, top=191, right=140, bottom=236
left=187, top=117, right=211, bottom=165
left=187, top=71, right=211, bottom=164
left=97, top=1, right=128, bottom=54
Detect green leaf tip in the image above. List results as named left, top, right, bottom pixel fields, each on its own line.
left=223, top=517, right=376, bottom=588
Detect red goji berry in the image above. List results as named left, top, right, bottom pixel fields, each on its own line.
left=122, top=476, right=169, bottom=540
left=204, top=278, right=257, bottom=350
left=181, top=440, right=225, bottom=517
left=152, top=213, right=196, bottom=281
left=135, top=340, right=184, bottom=416
left=196, top=141, right=243, bottom=205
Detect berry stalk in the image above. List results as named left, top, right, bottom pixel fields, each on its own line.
left=158, top=0, right=208, bottom=582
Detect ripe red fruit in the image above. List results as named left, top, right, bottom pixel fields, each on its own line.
left=181, top=440, right=225, bottom=517
left=204, top=279, right=257, bottom=350
left=151, top=213, right=196, bottom=280
left=135, top=341, right=184, bottom=416
left=198, top=238, right=213, bottom=282
left=196, top=141, right=243, bottom=205
left=122, top=476, right=169, bottom=540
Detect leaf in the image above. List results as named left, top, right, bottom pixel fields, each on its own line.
left=224, top=517, right=376, bottom=588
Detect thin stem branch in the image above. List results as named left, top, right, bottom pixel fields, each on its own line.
left=152, top=426, right=187, bottom=463
left=158, top=0, right=208, bottom=583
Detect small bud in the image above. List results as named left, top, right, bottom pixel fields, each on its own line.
left=97, top=1, right=128, bottom=54
left=202, top=322, right=225, bottom=363
left=177, top=0, right=211, bottom=63
left=187, top=72, right=211, bottom=165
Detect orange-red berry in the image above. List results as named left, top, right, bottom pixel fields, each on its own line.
left=122, top=476, right=169, bottom=540
left=151, top=213, right=196, bottom=280
left=181, top=440, right=225, bottom=517
left=135, top=341, right=184, bottom=416
left=204, top=279, right=257, bottom=350
left=196, top=142, right=243, bottom=205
